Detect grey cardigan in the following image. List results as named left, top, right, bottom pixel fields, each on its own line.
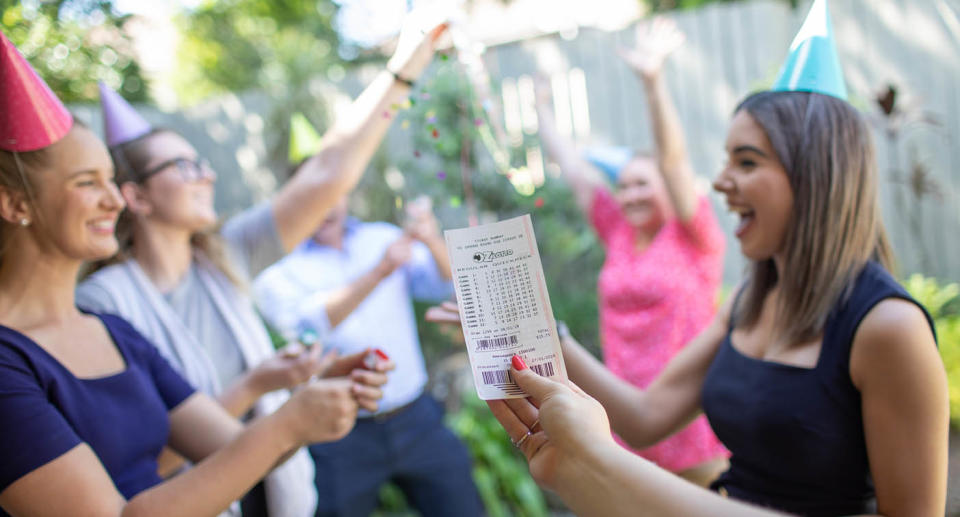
left=76, top=205, right=316, bottom=517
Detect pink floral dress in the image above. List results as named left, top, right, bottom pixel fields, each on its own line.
left=591, top=188, right=729, bottom=472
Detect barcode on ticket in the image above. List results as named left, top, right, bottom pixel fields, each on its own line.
left=475, top=334, right=520, bottom=351
left=480, top=362, right=556, bottom=386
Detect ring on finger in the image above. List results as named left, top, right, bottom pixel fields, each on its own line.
left=512, top=430, right=532, bottom=448
left=530, top=419, right=541, bottom=432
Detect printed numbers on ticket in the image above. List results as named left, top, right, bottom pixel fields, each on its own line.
left=444, top=214, right=567, bottom=399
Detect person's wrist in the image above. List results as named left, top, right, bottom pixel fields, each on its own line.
left=637, top=68, right=662, bottom=84
left=387, top=67, right=416, bottom=88
left=555, top=432, right=619, bottom=487
left=243, top=368, right=269, bottom=398
left=374, top=260, right=396, bottom=279
left=271, top=397, right=307, bottom=448
left=386, top=59, right=421, bottom=86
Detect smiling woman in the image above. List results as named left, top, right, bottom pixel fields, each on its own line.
left=0, top=29, right=368, bottom=517
left=462, top=2, right=949, bottom=515
left=74, top=17, right=448, bottom=517
left=0, top=123, right=125, bottom=264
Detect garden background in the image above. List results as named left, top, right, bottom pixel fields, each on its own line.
left=4, top=0, right=958, bottom=514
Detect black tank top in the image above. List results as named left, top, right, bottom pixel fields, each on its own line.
left=701, top=262, right=935, bottom=516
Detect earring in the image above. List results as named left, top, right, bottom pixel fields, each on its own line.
left=19, top=218, right=29, bottom=227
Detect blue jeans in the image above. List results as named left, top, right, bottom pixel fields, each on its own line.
left=309, top=394, right=483, bottom=517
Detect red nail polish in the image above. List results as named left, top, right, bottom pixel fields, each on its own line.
left=375, top=348, right=390, bottom=361
left=511, top=355, right=527, bottom=370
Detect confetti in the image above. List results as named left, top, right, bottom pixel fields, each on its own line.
left=449, top=196, right=462, bottom=207
left=382, top=110, right=391, bottom=119
left=432, top=128, right=439, bottom=139
left=474, top=118, right=483, bottom=127
left=408, top=96, right=417, bottom=106
left=427, top=116, right=437, bottom=124
left=420, top=92, right=431, bottom=101
left=534, top=197, right=544, bottom=208
left=414, top=150, right=421, bottom=158
left=401, top=120, right=410, bottom=129
left=402, top=99, right=412, bottom=109
left=390, top=103, right=400, bottom=111
left=395, top=196, right=403, bottom=209
left=437, top=170, right=446, bottom=180
left=440, top=53, right=449, bottom=61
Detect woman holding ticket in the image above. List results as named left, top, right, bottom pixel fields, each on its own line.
left=437, top=4, right=948, bottom=513
left=535, top=18, right=729, bottom=484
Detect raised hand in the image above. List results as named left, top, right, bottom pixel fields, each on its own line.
left=386, top=14, right=450, bottom=82
left=618, top=17, right=685, bottom=80
left=403, top=196, right=441, bottom=242
left=376, top=237, right=413, bottom=277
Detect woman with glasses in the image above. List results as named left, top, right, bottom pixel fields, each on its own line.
left=76, top=19, right=448, bottom=517
left=0, top=29, right=366, bottom=517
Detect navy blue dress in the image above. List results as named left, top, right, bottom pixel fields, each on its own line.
left=0, top=312, right=195, bottom=514
left=701, top=262, right=935, bottom=516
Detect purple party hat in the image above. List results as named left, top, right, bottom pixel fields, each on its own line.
left=99, top=82, right=152, bottom=147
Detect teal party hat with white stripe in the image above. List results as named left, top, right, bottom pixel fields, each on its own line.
left=772, top=0, right=848, bottom=100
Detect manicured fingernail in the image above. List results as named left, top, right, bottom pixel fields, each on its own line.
left=375, top=348, right=390, bottom=361
left=511, top=355, right=527, bottom=370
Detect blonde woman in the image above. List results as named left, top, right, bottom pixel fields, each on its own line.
left=0, top=32, right=368, bottom=517
left=76, top=19, right=446, bottom=517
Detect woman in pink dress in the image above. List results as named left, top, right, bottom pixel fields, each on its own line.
left=535, top=18, right=728, bottom=485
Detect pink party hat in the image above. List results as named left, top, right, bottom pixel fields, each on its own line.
left=0, top=29, right=73, bottom=152
left=99, top=82, right=152, bottom=147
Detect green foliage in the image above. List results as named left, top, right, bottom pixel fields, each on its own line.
left=354, top=59, right=604, bottom=354
left=0, top=0, right=147, bottom=102
left=640, top=0, right=798, bottom=12
left=903, top=275, right=960, bottom=428
left=173, top=0, right=344, bottom=104
left=368, top=392, right=548, bottom=517
left=447, top=392, right=548, bottom=517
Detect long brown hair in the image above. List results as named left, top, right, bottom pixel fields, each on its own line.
left=83, top=128, right=243, bottom=286
left=734, top=91, right=895, bottom=343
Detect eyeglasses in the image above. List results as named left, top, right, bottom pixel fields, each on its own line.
left=141, top=157, right=214, bottom=183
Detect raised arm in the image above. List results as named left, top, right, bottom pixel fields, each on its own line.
left=619, top=18, right=700, bottom=226
left=321, top=237, right=412, bottom=328
left=271, top=20, right=448, bottom=252
left=404, top=196, right=451, bottom=280
left=534, top=81, right=608, bottom=215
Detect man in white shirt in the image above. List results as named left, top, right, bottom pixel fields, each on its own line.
left=254, top=198, right=482, bottom=517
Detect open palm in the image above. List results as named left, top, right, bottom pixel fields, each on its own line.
left=618, top=17, right=685, bottom=79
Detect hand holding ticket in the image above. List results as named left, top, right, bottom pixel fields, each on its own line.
left=444, top=215, right=567, bottom=399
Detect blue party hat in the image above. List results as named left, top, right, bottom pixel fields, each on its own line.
left=772, top=0, right=847, bottom=100
left=583, top=146, right=634, bottom=183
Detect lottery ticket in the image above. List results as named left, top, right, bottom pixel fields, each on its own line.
left=444, top=214, right=567, bottom=399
